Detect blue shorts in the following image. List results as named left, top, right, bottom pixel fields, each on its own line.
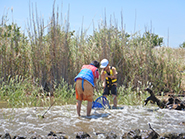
left=103, top=85, right=117, bottom=96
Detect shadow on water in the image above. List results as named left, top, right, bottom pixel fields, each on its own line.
left=146, top=107, right=160, bottom=112
left=80, top=106, right=124, bottom=119
left=81, top=112, right=110, bottom=119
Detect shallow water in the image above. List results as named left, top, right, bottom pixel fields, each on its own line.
left=0, top=104, right=185, bottom=138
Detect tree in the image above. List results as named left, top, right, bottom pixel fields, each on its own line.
left=179, top=41, right=185, bottom=48
left=135, top=31, right=163, bottom=48
left=143, top=31, right=163, bottom=47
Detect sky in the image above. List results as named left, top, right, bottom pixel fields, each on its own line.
left=0, top=0, right=185, bottom=48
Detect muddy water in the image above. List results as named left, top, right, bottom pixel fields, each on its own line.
left=0, top=104, right=185, bottom=138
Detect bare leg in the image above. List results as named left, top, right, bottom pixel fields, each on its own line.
left=87, top=101, right=92, bottom=116
left=76, top=100, right=82, bottom=116
left=112, top=95, right=117, bottom=107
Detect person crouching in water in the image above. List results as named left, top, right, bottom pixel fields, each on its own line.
left=100, top=59, right=118, bottom=108
left=74, top=60, right=100, bottom=116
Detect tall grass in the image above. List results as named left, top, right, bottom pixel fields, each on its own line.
left=0, top=3, right=185, bottom=107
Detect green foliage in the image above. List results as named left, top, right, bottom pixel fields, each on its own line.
left=136, top=31, right=163, bottom=47
left=0, top=75, right=41, bottom=107
left=179, top=41, right=185, bottom=48
left=54, top=78, right=76, bottom=104
left=0, top=76, right=76, bottom=107
left=0, top=23, right=29, bottom=78
left=116, top=84, right=149, bottom=106
left=144, top=31, right=163, bottom=47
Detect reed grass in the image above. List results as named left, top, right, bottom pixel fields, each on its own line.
left=0, top=3, right=185, bottom=108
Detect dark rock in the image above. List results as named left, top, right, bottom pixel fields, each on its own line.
left=122, top=129, right=142, bottom=139
left=160, top=132, right=185, bottom=139
left=144, top=88, right=166, bottom=108
left=76, top=131, right=90, bottom=139
left=161, top=133, right=179, bottom=138
left=144, top=88, right=185, bottom=110
left=12, top=136, right=26, bottom=139
left=145, top=131, right=159, bottom=139
left=30, top=134, right=44, bottom=139
left=46, top=131, right=68, bottom=139
left=105, top=131, right=117, bottom=139
left=47, top=131, right=57, bottom=136
left=1, top=133, right=11, bottom=139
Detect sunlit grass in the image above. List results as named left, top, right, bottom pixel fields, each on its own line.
left=0, top=75, right=150, bottom=108
left=0, top=76, right=76, bottom=108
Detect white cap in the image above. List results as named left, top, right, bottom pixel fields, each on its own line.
left=100, top=59, right=109, bottom=68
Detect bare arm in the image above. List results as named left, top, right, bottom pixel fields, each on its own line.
left=100, top=70, right=105, bottom=81
left=94, top=70, right=100, bottom=89
left=94, top=78, right=97, bottom=87
left=100, top=70, right=106, bottom=88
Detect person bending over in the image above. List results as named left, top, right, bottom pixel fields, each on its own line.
left=74, top=60, right=100, bottom=116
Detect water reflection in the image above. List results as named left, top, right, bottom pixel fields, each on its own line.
left=0, top=105, right=185, bottom=138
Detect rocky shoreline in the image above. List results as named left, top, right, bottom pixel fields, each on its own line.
left=1, top=129, right=185, bottom=139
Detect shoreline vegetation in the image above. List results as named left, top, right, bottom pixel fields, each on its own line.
left=1, top=3, right=185, bottom=108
